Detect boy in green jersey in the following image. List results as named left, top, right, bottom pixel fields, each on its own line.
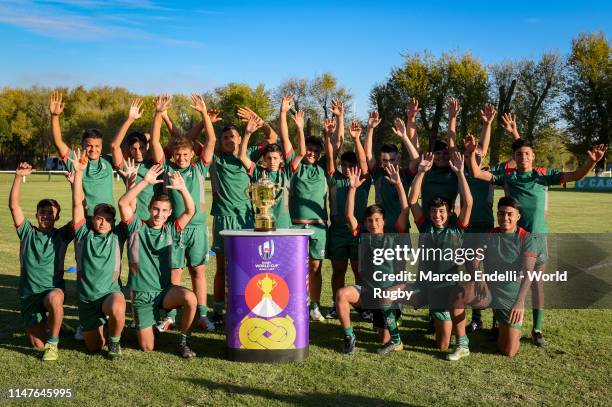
left=50, top=92, right=115, bottom=217
left=324, top=118, right=372, bottom=320
left=337, top=165, right=410, bottom=355
left=70, top=150, right=126, bottom=359
left=278, top=95, right=329, bottom=321
left=409, top=151, right=473, bottom=361
left=118, top=164, right=199, bottom=358
left=484, top=197, right=539, bottom=357
left=150, top=94, right=217, bottom=332
left=9, top=162, right=73, bottom=361
left=239, top=99, right=296, bottom=230
left=467, top=135, right=607, bottom=346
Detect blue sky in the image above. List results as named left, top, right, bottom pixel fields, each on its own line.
left=0, top=0, right=610, bottom=118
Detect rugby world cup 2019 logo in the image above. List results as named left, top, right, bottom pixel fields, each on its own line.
left=258, top=240, right=275, bottom=261
left=239, top=273, right=296, bottom=350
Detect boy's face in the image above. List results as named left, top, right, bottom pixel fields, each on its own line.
left=340, top=160, right=357, bottom=177
left=83, top=137, right=103, bottom=161
left=497, top=206, right=520, bottom=232
left=92, top=213, right=114, bottom=234
left=304, top=144, right=322, bottom=164
left=173, top=147, right=194, bottom=169
left=513, top=147, right=534, bottom=171
left=221, top=129, right=241, bottom=154
left=129, top=141, right=148, bottom=162
left=379, top=152, right=398, bottom=168
left=429, top=205, right=449, bottom=228
left=265, top=151, right=282, bottom=171
left=433, top=149, right=450, bottom=168
left=365, top=212, right=385, bottom=235
left=35, top=206, right=58, bottom=230
left=149, top=200, right=172, bottom=227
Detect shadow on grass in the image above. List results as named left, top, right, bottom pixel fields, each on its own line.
left=184, top=377, right=418, bottom=406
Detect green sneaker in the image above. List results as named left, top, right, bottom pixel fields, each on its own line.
left=446, top=346, right=470, bottom=361
left=107, top=342, right=123, bottom=360
left=42, top=343, right=59, bottom=361
left=377, top=341, right=404, bottom=355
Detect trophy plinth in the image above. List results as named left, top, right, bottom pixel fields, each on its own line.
left=248, top=173, right=281, bottom=232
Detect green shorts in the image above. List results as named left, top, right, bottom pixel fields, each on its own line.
left=292, top=223, right=327, bottom=260
left=20, top=290, right=58, bottom=328
left=326, top=230, right=358, bottom=261
left=212, top=212, right=254, bottom=253
left=172, top=224, right=210, bottom=268
left=79, top=292, right=119, bottom=332
left=132, top=286, right=174, bottom=329
left=495, top=308, right=522, bottom=329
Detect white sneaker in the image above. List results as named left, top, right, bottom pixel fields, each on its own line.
left=74, top=325, right=84, bottom=341
left=155, top=317, right=175, bottom=333
left=198, top=316, right=215, bottom=332
left=310, top=307, right=325, bottom=322
left=446, top=346, right=470, bottom=361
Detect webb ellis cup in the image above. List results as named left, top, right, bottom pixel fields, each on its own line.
left=247, top=173, right=281, bottom=231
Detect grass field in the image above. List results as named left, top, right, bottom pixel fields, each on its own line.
left=0, top=173, right=610, bottom=406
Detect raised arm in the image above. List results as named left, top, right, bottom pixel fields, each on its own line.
left=118, top=164, right=163, bottom=222
left=365, top=111, right=381, bottom=170
left=345, top=167, right=365, bottom=234
left=238, top=106, right=278, bottom=146
left=385, top=164, right=410, bottom=232
left=450, top=151, right=472, bottom=227
left=161, top=110, right=181, bottom=139
left=478, top=103, right=496, bottom=158
left=151, top=95, right=171, bottom=164
left=49, top=91, right=69, bottom=158
left=349, top=120, right=368, bottom=175
left=501, top=113, right=522, bottom=141
left=323, top=117, right=337, bottom=175
left=447, top=97, right=461, bottom=152
left=190, top=93, right=216, bottom=163
left=392, top=118, right=420, bottom=174
left=9, top=163, right=33, bottom=227
left=111, top=99, right=143, bottom=168
left=70, top=150, right=88, bottom=226
left=239, top=117, right=263, bottom=170
left=406, top=97, right=421, bottom=152
left=561, top=145, right=607, bottom=182
left=408, top=153, right=433, bottom=223
left=167, top=172, right=195, bottom=230
left=291, top=110, right=306, bottom=168
left=278, top=95, right=294, bottom=156
left=330, top=99, right=344, bottom=158
left=465, top=135, right=493, bottom=182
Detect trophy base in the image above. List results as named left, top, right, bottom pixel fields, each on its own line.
left=254, top=218, right=276, bottom=232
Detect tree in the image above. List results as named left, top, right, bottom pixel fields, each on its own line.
left=562, top=32, right=611, bottom=167
left=214, top=82, right=274, bottom=126
left=488, top=62, right=517, bottom=164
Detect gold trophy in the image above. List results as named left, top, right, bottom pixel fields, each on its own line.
left=248, top=173, right=281, bottom=231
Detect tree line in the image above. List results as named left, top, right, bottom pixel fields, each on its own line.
left=0, top=32, right=608, bottom=170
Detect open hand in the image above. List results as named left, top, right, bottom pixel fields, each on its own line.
left=144, top=164, right=164, bottom=185
left=448, top=97, right=462, bottom=120
left=50, top=91, right=64, bottom=116
left=291, top=110, right=305, bottom=130
left=384, top=164, right=402, bottom=186
left=190, top=93, right=207, bottom=114
left=368, top=111, right=381, bottom=129
left=166, top=171, right=186, bottom=190
left=418, top=152, right=434, bottom=173
left=392, top=118, right=407, bottom=139
left=587, top=144, right=607, bottom=162
left=69, top=149, right=88, bottom=173
left=129, top=99, right=143, bottom=120
left=330, top=99, right=344, bottom=117
left=347, top=167, right=365, bottom=188
left=281, top=94, right=293, bottom=113
left=348, top=120, right=361, bottom=139
left=480, top=103, right=496, bottom=125
left=449, top=151, right=465, bottom=173
left=406, top=97, right=421, bottom=122
left=155, top=94, right=172, bottom=113
left=324, top=117, right=336, bottom=135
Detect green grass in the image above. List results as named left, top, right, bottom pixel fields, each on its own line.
left=0, top=173, right=611, bottom=406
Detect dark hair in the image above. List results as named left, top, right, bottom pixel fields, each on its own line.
left=428, top=196, right=451, bottom=211
left=340, top=151, right=358, bottom=165
left=305, top=136, right=324, bottom=151
left=93, top=203, right=116, bottom=220
left=149, top=193, right=172, bottom=209
left=380, top=144, right=399, bottom=154
left=37, top=199, right=61, bottom=218
left=221, top=125, right=240, bottom=134
left=82, top=128, right=103, bottom=142
left=511, top=139, right=533, bottom=152
left=433, top=140, right=448, bottom=152
left=126, top=132, right=147, bottom=147
left=171, top=136, right=194, bottom=152
left=364, top=204, right=385, bottom=220
left=498, top=196, right=521, bottom=211
left=262, top=143, right=283, bottom=156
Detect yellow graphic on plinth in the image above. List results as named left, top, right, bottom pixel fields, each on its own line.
left=239, top=315, right=296, bottom=349
left=240, top=273, right=295, bottom=349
